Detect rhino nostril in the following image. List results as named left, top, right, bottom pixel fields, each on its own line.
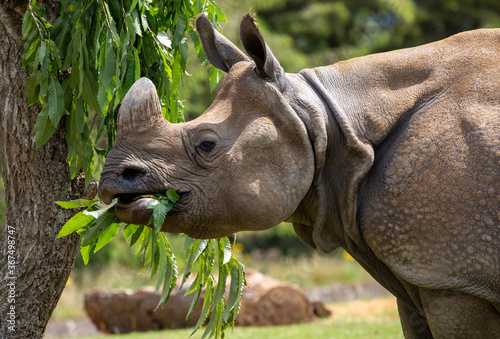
left=121, top=168, right=146, bottom=181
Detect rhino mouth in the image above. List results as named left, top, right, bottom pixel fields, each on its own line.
left=115, top=193, right=155, bottom=205
left=115, top=191, right=190, bottom=207
left=113, top=191, right=189, bottom=224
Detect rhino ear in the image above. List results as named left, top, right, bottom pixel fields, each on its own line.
left=196, top=14, right=249, bottom=72
left=240, top=14, right=286, bottom=91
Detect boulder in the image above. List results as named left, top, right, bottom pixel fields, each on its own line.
left=84, top=269, right=327, bottom=334
left=235, top=269, right=316, bottom=326
left=84, top=286, right=203, bottom=334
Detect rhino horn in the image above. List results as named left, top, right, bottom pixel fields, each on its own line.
left=117, top=77, right=164, bottom=136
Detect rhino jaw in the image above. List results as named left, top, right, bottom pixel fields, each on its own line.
left=100, top=189, right=190, bottom=226
left=114, top=195, right=155, bottom=225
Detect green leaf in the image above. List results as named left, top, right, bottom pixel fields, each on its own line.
left=22, top=38, right=40, bottom=67
left=212, top=263, right=228, bottom=315
left=56, top=211, right=95, bottom=238
left=140, top=13, right=149, bottom=31
left=37, top=41, right=47, bottom=67
left=127, top=0, right=139, bottom=14
left=81, top=69, right=101, bottom=113
left=22, top=10, right=33, bottom=40
left=156, top=235, right=169, bottom=291
left=191, top=278, right=214, bottom=335
left=34, top=104, right=57, bottom=148
left=172, top=11, right=186, bottom=47
left=209, top=66, right=222, bottom=92
left=94, top=221, right=120, bottom=252
left=122, top=56, right=136, bottom=96
left=157, top=31, right=171, bottom=48
left=222, top=237, right=232, bottom=265
left=80, top=241, right=94, bottom=265
left=47, top=75, right=65, bottom=127
left=193, top=239, right=209, bottom=262
left=56, top=199, right=96, bottom=209
left=100, top=36, right=116, bottom=88
left=134, top=49, right=140, bottom=80
left=222, top=261, right=245, bottom=322
left=101, top=1, right=120, bottom=47
left=166, top=189, right=180, bottom=203
left=26, top=74, right=40, bottom=106
left=179, top=37, right=189, bottom=70
left=131, top=10, right=142, bottom=36
left=186, top=275, right=203, bottom=319
left=125, top=15, right=137, bottom=44
left=171, top=51, right=182, bottom=91
left=180, top=240, right=197, bottom=288
left=97, top=82, right=110, bottom=110
left=81, top=209, right=119, bottom=246
left=213, top=4, right=227, bottom=23
left=148, top=194, right=176, bottom=231
left=202, top=300, right=220, bottom=339
left=122, top=223, right=140, bottom=240
left=66, top=98, right=93, bottom=179
left=157, top=235, right=178, bottom=308
left=129, top=224, right=144, bottom=247
left=183, top=236, right=196, bottom=251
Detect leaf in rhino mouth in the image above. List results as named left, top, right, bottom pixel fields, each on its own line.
left=55, top=190, right=246, bottom=338
left=146, top=189, right=180, bottom=232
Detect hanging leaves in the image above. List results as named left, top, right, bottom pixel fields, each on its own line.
left=22, top=0, right=226, bottom=183
left=26, top=1, right=238, bottom=336
left=56, top=191, right=246, bottom=338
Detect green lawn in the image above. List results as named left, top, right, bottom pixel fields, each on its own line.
left=73, top=298, right=403, bottom=339
left=76, top=313, right=402, bottom=339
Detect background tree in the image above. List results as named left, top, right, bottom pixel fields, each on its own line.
left=180, top=0, right=500, bottom=119
left=0, top=0, right=223, bottom=337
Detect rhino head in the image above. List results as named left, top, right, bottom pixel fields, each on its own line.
left=98, top=14, right=327, bottom=240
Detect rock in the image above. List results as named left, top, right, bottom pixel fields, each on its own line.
left=311, top=301, right=332, bottom=318
left=84, top=286, right=203, bottom=334
left=235, top=269, right=315, bottom=326
left=85, top=269, right=326, bottom=334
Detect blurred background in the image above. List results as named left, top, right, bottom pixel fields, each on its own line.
left=1, top=0, right=500, bottom=336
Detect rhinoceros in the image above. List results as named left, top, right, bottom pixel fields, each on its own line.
left=98, top=14, right=500, bottom=338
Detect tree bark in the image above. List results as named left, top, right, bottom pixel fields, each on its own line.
left=0, top=1, right=82, bottom=337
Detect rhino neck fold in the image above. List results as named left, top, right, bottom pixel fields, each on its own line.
left=298, top=68, right=374, bottom=254
left=296, top=66, right=441, bottom=312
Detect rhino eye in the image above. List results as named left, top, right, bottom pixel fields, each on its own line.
left=198, top=140, right=216, bottom=153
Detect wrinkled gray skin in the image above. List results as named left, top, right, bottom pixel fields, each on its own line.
left=99, top=14, right=500, bottom=338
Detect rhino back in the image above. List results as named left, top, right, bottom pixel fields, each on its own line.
left=347, top=29, right=500, bottom=303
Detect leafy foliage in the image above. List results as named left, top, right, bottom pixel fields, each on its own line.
left=22, top=0, right=224, bottom=183
left=56, top=192, right=245, bottom=338
left=23, top=1, right=244, bottom=337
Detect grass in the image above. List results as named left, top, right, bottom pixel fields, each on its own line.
left=72, top=298, right=403, bottom=339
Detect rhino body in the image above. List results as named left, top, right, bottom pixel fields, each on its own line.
left=98, top=14, right=500, bottom=338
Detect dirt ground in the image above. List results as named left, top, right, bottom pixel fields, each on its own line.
left=329, top=298, right=399, bottom=322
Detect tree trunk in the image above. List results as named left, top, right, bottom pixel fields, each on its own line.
left=0, top=1, right=82, bottom=337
